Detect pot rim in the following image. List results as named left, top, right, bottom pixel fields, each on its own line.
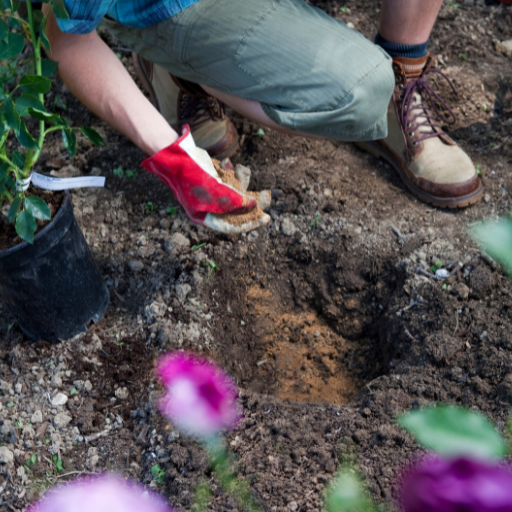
left=0, top=190, right=70, bottom=260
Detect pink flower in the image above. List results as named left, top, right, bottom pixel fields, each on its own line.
left=28, top=474, right=174, bottom=512
left=156, top=352, right=240, bottom=437
left=400, top=456, right=512, bottom=512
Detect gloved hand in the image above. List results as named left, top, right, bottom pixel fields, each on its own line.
left=141, top=126, right=271, bottom=233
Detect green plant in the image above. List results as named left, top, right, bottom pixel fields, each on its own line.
left=151, top=463, right=165, bottom=484
left=144, top=201, right=154, bottom=215
left=311, top=214, right=322, bottom=228
left=113, top=166, right=136, bottom=178
left=51, top=454, right=64, bottom=474
left=165, top=205, right=176, bottom=216
left=24, top=453, right=37, bottom=472
left=0, top=1, right=105, bottom=243
left=205, top=259, right=220, bottom=281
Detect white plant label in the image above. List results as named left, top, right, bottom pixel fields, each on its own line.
left=16, top=172, right=105, bottom=192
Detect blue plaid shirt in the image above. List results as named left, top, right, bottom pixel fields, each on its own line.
left=56, top=0, right=200, bottom=34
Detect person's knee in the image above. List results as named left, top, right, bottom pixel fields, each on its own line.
left=263, top=53, right=395, bottom=141
left=341, top=57, right=395, bottom=140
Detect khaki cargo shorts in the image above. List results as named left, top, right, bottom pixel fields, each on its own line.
left=103, top=0, right=394, bottom=141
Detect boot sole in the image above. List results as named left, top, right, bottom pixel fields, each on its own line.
left=355, top=141, right=484, bottom=209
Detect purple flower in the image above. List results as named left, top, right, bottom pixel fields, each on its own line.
left=400, top=456, right=512, bottom=512
left=28, top=474, right=174, bottom=512
left=156, top=352, right=240, bottom=437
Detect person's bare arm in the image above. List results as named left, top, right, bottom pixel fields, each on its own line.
left=43, top=6, right=178, bottom=155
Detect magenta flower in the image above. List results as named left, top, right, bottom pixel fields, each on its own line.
left=28, top=474, right=174, bottom=512
left=400, top=456, right=512, bottom=512
left=156, top=352, right=240, bottom=437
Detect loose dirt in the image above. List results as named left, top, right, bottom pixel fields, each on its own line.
left=0, top=1, right=511, bottom=511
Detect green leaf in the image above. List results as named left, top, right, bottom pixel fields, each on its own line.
left=19, top=75, right=52, bottom=94
left=62, top=129, right=76, bottom=157
left=15, top=94, right=46, bottom=117
left=16, top=121, right=38, bottom=150
left=0, top=19, right=9, bottom=42
left=27, top=107, right=62, bottom=124
left=52, top=0, right=70, bottom=19
left=32, top=9, right=44, bottom=31
left=0, top=32, right=24, bottom=60
left=4, top=97, right=20, bottom=132
left=7, top=16, right=20, bottom=28
left=25, top=196, right=51, bottom=221
left=325, top=472, right=373, bottom=512
left=12, top=151, right=26, bottom=169
left=9, top=0, right=20, bottom=13
left=15, top=210, right=37, bottom=244
left=398, top=405, right=506, bottom=460
left=8, top=196, right=21, bottom=223
left=40, top=13, right=51, bottom=53
left=80, top=126, right=105, bottom=146
left=41, top=59, right=58, bottom=78
left=471, top=219, right=512, bottom=275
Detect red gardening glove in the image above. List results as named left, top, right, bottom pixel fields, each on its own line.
left=141, top=126, right=271, bottom=233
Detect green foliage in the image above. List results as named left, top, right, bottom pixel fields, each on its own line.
left=325, top=471, right=375, bottom=512
left=192, top=479, right=211, bottom=512
left=151, top=464, right=165, bottom=484
left=113, top=166, right=136, bottom=178
left=0, top=1, right=104, bottom=244
left=398, top=405, right=506, bottom=460
left=471, top=219, right=512, bottom=275
left=208, top=443, right=261, bottom=512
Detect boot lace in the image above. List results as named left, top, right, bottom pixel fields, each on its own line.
left=400, top=67, right=458, bottom=144
left=179, top=94, right=223, bottom=131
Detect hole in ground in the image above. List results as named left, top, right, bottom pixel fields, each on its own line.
left=204, top=239, right=402, bottom=405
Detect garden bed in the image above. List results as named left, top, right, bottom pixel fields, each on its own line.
left=0, top=1, right=511, bottom=510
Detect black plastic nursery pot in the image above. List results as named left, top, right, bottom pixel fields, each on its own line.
left=0, top=193, right=109, bottom=342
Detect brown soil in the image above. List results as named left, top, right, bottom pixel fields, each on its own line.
left=0, top=190, right=64, bottom=251
left=0, top=1, right=512, bottom=511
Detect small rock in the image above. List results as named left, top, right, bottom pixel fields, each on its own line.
left=435, top=269, right=450, bottom=279
left=497, top=40, right=512, bottom=58
left=159, top=218, right=171, bottom=230
left=87, top=454, right=100, bottom=468
left=281, top=218, right=297, bottom=237
left=53, top=413, right=72, bottom=429
left=31, top=410, right=43, bottom=424
left=167, top=430, right=180, bottom=443
left=14, top=383, right=22, bottom=394
left=164, top=233, right=190, bottom=254
left=176, top=283, right=192, bottom=302
left=115, top=387, right=129, bottom=400
left=288, top=501, right=298, bottom=512
left=51, top=393, right=68, bottom=407
left=128, top=260, right=144, bottom=272
left=0, top=446, right=14, bottom=464
left=483, top=194, right=491, bottom=203
left=451, top=282, right=470, bottom=300
left=51, top=373, right=63, bottom=386
left=144, top=301, right=167, bottom=323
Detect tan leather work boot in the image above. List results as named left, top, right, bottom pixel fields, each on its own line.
left=133, top=54, right=240, bottom=160
left=358, top=53, right=483, bottom=208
